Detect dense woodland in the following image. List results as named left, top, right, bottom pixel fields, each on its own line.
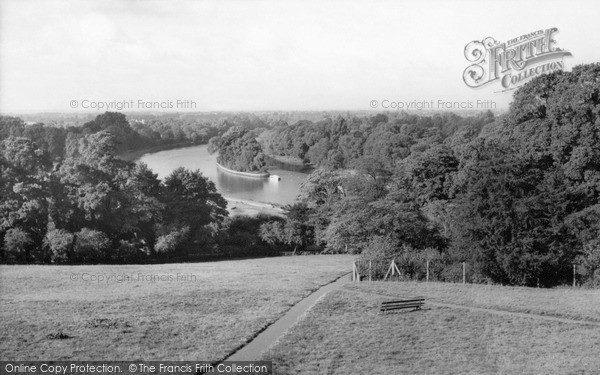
left=1, top=63, right=599, bottom=287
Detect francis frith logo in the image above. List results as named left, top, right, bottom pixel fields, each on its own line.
left=463, top=27, right=572, bottom=90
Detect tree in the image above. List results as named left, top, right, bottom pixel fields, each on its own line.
left=161, top=168, right=227, bottom=254
left=44, top=229, right=74, bottom=264
left=0, top=137, right=51, bottom=259
left=362, top=128, right=409, bottom=169
left=321, top=197, right=443, bottom=254
left=0, top=116, right=25, bottom=140
left=259, top=203, right=313, bottom=253
left=449, top=145, right=577, bottom=286
left=449, top=63, right=600, bottom=286
left=58, top=131, right=164, bottom=256
left=73, top=228, right=110, bottom=263
left=81, top=112, right=143, bottom=152
left=299, top=169, right=344, bottom=207
left=3, top=228, right=33, bottom=263
left=394, top=145, right=459, bottom=205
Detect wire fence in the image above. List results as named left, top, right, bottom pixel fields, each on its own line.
left=352, top=259, right=592, bottom=287
left=352, top=259, right=473, bottom=283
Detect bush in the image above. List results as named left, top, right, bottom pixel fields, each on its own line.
left=116, top=239, right=146, bottom=263
left=44, top=229, right=74, bottom=264
left=358, top=237, right=446, bottom=281
left=73, top=228, right=110, bottom=263
left=218, top=215, right=282, bottom=257
left=154, top=226, right=190, bottom=256
left=577, top=241, right=600, bottom=287
left=357, top=236, right=398, bottom=279
left=3, top=228, right=33, bottom=263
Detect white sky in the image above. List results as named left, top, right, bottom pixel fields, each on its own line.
left=1, top=0, right=599, bottom=113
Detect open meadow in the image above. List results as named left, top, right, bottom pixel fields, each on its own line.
left=261, top=281, right=600, bottom=374
left=0, top=255, right=352, bottom=360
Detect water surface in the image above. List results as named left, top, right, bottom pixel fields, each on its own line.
left=137, top=144, right=308, bottom=206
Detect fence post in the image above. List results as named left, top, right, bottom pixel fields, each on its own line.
left=369, top=260, right=372, bottom=282
left=573, top=263, right=576, bottom=287
left=393, top=260, right=401, bottom=281
left=384, top=261, right=392, bottom=280
left=384, top=260, right=402, bottom=281
left=426, top=260, right=430, bottom=282
left=384, top=260, right=394, bottom=281
left=462, top=262, right=466, bottom=284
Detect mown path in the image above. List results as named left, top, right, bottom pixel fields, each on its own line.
left=223, top=273, right=352, bottom=361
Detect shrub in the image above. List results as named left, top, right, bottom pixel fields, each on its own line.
left=154, top=226, right=190, bottom=256
left=44, top=229, right=74, bottom=264
left=115, top=239, right=145, bottom=263
left=577, top=240, right=600, bottom=287
left=3, top=228, right=33, bottom=263
left=218, top=215, right=282, bottom=257
left=357, top=236, right=398, bottom=279
left=73, top=228, right=110, bottom=263
left=358, top=237, right=446, bottom=281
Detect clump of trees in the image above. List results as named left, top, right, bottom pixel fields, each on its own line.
left=259, top=63, right=600, bottom=287
left=208, top=126, right=267, bottom=172
left=448, top=63, right=600, bottom=286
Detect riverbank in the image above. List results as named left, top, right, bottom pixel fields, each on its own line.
left=225, top=197, right=286, bottom=217
left=216, top=162, right=270, bottom=178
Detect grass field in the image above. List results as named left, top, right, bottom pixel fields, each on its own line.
left=0, top=255, right=352, bottom=360
left=344, top=281, right=600, bottom=322
left=262, top=282, right=600, bottom=374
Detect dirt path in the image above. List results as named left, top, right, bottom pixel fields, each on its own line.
left=223, top=273, right=351, bottom=361
left=342, top=287, right=600, bottom=327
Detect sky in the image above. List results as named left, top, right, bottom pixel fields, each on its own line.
left=1, top=0, right=599, bottom=113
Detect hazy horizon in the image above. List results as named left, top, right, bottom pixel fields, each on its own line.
left=1, top=0, right=599, bottom=113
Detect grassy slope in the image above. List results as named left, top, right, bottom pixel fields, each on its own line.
left=262, top=284, right=600, bottom=375
left=0, top=255, right=352, bottom=360
left=344, top=281, right=600, bottom=322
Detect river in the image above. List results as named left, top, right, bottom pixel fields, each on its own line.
left=136, top=144, right=310, bottom=206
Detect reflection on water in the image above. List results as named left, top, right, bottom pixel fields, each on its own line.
left=137, top=144, right=309, bottom=206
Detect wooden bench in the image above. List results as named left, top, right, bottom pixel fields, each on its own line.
left=380, top=297, right=425, bottom=312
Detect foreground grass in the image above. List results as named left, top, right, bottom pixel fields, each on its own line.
left=0, top=255, right=352, bottom=360
left=262, top=289, right=600, bottom=374
left=343, top=281, right=600, bottom=322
